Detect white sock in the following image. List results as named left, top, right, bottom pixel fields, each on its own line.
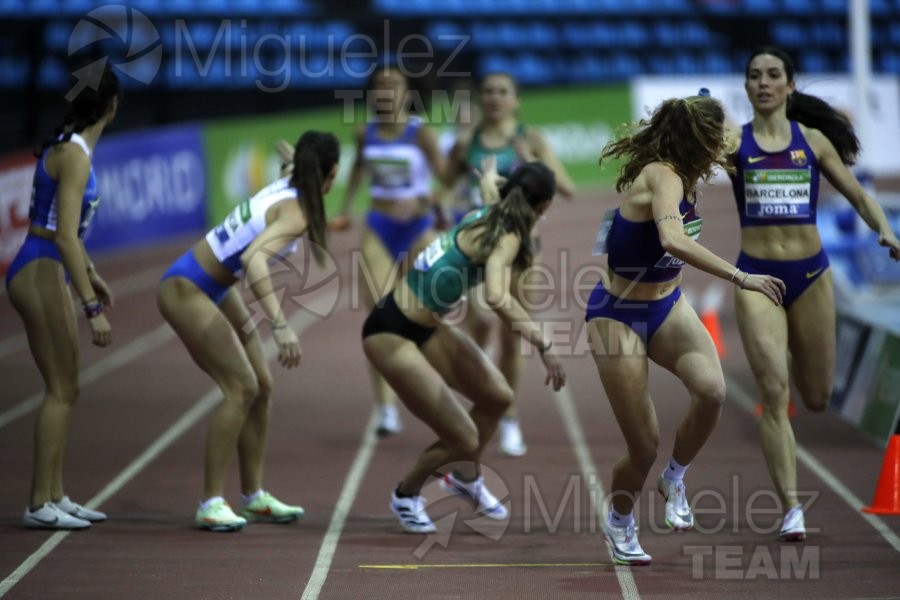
left=663, top=457, right=689, bottom=482
left=241, top=489, right=265, bottom=505
left=608, top=509, right=634, bottom=528
left=200, top=496, right=225, bottom=511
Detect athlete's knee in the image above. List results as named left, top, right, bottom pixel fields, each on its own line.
left=799, top=382, right=831, bottom=413
left=222, top=373, right=259, bottom=411
left=254, top=373, right=273, bottom=402
left=757, top=375, right=789, bottom=406
left=693, top=377, right=726, bottom=413
left=485, top=381, right=514, bottom=415
left=449, top=424, right=481, bottom=457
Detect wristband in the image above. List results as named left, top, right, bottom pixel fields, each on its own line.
left=83, top=302, right=103, bottom=319
left=272, top=321, right=288, bottom=330
left=86, top=262, right=95, bottom=274
left=729, top=267, right=741, bottom=283
left=740, top=272, right=750, bottom=289
left=539, top=340, right=552, bottom=354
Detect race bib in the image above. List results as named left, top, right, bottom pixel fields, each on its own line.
left=371, top=158, right=412, bottom=188
left=592, top=208, right=617, bottom=256
left=654, top=217, right=703, bottom=269
left=413, top=233, right=451, bottom=272
left=744, top=169, right=811, bottom=219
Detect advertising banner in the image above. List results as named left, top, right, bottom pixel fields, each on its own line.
left=88, top=125, right=207, bottom=251
left=0, top=152, right=37, bottom=278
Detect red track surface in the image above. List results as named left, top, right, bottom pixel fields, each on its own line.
left=1, top=185, right=898, bottom=599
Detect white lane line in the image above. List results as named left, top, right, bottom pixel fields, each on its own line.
left=0, top=295, right=339, bottom=598
left=0, top=324, right=174, bottom=430
left=725, top=373, right=900, bottom=554
left=554, top=385, right=641, bottom=600
left=0, top=264, right=165, bottom=360
left=300, top=412, right=379, bottom=600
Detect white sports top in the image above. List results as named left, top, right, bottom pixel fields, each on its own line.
left=205, top=176, right=300, bottom=277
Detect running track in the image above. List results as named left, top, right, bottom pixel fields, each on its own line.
left=1, top=183, right=898, bottom=599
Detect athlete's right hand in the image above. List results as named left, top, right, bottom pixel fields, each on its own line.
left=740, top=273, right=786, bottom=306
left=273, top=325, right=301, bottom=368
left=540, top=347, right=566, bottom=391
left=88, top=313, right=112, bottom=347
left=328, top=215, right=351, bottom=232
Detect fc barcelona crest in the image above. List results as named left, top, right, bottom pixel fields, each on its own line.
left=790, top=149, right=808, bottom=166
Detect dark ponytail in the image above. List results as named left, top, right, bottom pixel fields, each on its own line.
left=746, top=46, right=860, bottom=165
left=787, top=92, right=860, bottom=165
left=35, top=66, right=120, bottom=157
left=289, top=130, right=340, bottom=265
left=460, top=161, right=556, bottom=271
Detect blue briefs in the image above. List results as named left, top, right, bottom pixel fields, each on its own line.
left=160, top=248, right=231, bottom=305
left=366, top=210, right=435, bottom=263
left=5, top=234, right=64, bottom=288
left=736, top=248, right=829, bottom=309
left=585, top=281, right=682, bottom=346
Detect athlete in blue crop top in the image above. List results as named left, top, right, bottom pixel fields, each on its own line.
left=587, top=95, right=785, bottom=566
left=157, top=131, right=339, bottom=532
left=728, top=47, right=900, bottom=543
left=6, top=68, right=120, bottom=531
left=443, top=72, right=577, bottom=458
left=327, top=66, right=447, bottom=437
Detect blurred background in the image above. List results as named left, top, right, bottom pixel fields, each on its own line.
left=0, top=0, right=898, bottom=441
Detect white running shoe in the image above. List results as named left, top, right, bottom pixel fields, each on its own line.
left=778, top=505, right=806, bottom=542
left=439, top=473, right=509, bottom=520
left=23, top=502, right=91, bottom=530
left=657, top=475, right=694, bottom=531
left=376, top=405, right=402, bottom=438
left=390, top=490, right=436, bottom=534
left=603, top=520, right=652, bottom=566
left=499, top=418, right=527, bottom=457
left=54, top=496, right=107, bottom=522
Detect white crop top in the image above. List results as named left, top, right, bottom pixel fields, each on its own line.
left=205, top=176, right=300, bottom=276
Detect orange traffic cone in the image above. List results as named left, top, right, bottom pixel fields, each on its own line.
left=863, top=429, right=900, bottom=515
left=699, top=284, right=726, bottom=359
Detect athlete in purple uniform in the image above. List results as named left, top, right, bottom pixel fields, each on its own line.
left=729, top=47, right=900, bottom=542
left=158, top=131, right=339, bottom=532
left=7, top=68, right=119, bottom=530
left=588, top=94, right=784, bottom=565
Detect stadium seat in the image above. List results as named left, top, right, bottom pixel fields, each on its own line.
left=771, top=22, right=809, bottom=48
left=784, top=0, right=817, bottom=14
left=800, top=50, right=831, bottom=72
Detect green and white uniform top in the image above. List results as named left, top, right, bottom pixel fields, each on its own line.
left=466, top=124, right=526, bottom=207
left=407, top=207, right=489, bottom=314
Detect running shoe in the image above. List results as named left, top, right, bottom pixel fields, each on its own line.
left=603, top=521, right=652, bottom=566
left=23, top=502, right=91, bottom=530
left=778, top=505, right=806, bottom=542
left=240, top=492, right=304, bottom=524
left=195, top=499, right=246, bottom=532
left=439, top=473, right=509, bottom=520
left=54, top=496, right=107, bottom=522
left=390, top=490, right=436, bottom=534
left=499, top=418, right=527, bottom=458
left=657, top=475, right=694, bottom=531
left=376, top=405, right=402, bottom=438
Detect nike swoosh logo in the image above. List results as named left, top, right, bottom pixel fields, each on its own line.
left=680, top=212, right=688, bottom=219
left=748, top=156, right=767, bottom=164
left=31, top=515, right=59, bottom=526
left=806, top=268, right=823, bottom=279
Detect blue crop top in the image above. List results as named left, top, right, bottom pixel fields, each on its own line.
left=29, top=133, right=100, bottom=239
left=606, top=196, right=702, bottom=283
left=731, top=121, right=820, bottom=228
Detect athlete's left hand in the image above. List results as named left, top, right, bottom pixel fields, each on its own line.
left=879, top=231, right=900, bottom=261
left=540, top=346, right=566, bottom=392
left=273, top=325, right=301, bottom=368
left=90, top=273, right=114, bottom=309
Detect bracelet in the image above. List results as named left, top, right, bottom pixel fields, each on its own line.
left=729, top=267, right=741, bottom=283
left=81, top=297, right=99, bottom=306
left=740, top=272, right=750, bottom=289
left=86, top=262, right=95, bottom=274
left=83, top=302, right=103, bottom=319
left=272, top=321, right=288, bottom=330
left=539, top=340, right=552, bottom=354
